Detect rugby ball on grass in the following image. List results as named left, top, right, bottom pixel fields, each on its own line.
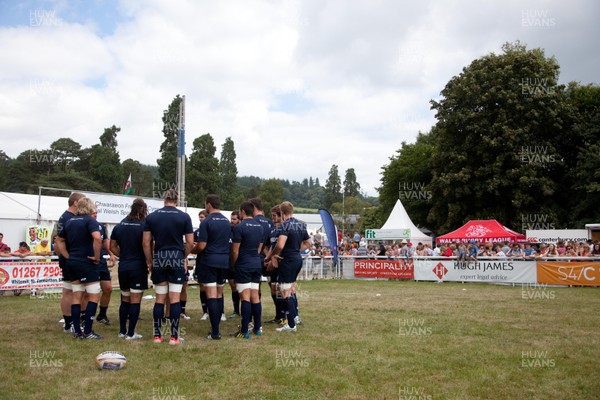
left=96, top=351, right=126, bottom=370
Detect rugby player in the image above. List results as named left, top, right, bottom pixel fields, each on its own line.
left=53, top=192, right=85, bottom=333
left=267, top=201, right=310, bottom=332
left=193, top=194, right=231, bottom=340
left=110, top=198, right=148, bottom=340
left=95, top=222, right=113, bottom=325
left=192, top=210, right=209, bottom=320
left=143, top=190, right=194, bottom=345
left=230, top=202, right=264, bottom=338
left=57, top=197, right=103, bottom=339
left=265, top=205, right=285, bottom=324
left=227, top=210, right=241, bottom=319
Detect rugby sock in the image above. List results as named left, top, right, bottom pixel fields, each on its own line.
left=207, top=298, right=220, bottom=336
left=271, top=294, right=279, bottom=318
left=153, top=303, right=164, bottom=337
left=169, top=302, right=181, bottom=339
left=83, top=301, right=98, bottom=335
left=63, top=315, right=72, bottom=330
left=292, top=292, right=299, bottom=314
left=71, top=304, right=81, bottom=335
left=97, top=306, right=108, bottom=320
left=180, top=300, right=187, bottom=315
left=251, top=302, right=262, bottom=332
left=286, top=297, right=296, bottom=328
left=127, top=303, right=141, bottom=337
left=200, top=291, right=208, bottom=314
left=277, top=298, right=286, bottom=320
left=241, top=301, right=252, bottom=334
left=232, top=291, right=240, bottom=314
left=218, top=296, right=224, bottom=316
left=119, top=301, right=130, bottom=335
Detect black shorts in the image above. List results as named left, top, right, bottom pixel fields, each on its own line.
left=67, top=258, right=100, bottom=284
left=60, top=258, right=76, bottom=282
left=98, top=260, right=111, bottom=281
left=261, top=265, right=271, bottom=277
left=151, top=257, right=186, bottom=285
left=234, top=268, right=262, bottom=284
left=118, top=268, right=149, bottom=292
left=277, top=258, right=303, bottom=284
left=269, top=267, right=279, bottom=284
left=197, top=265, right=227, bottom=285
left=226, top=267, right=235, bottom=281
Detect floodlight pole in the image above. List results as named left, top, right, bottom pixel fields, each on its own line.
left=176, top=95, right=186, bottom=207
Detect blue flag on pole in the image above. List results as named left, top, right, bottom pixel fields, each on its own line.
left=319, top=208, right=338, bottom=267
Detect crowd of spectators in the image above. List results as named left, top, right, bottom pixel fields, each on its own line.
left=303, top=231, right=600, bottom=260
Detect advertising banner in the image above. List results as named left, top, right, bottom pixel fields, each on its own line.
left=353, top=259, right=414, bottom=279
left=526, top=229, right=589, bottom=244
left=537, top=262, right=600, bottom=286
left=413, top=258, right=537, bottom=284
left=0, top=261, right=63, bottom=290
left=81, top=192, right=164, bottom=224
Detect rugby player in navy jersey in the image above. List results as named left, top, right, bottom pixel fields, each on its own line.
left=95, top=222, right=113, bottom=325
left=110, top=198, right=148, bottom=340
left=192, top=210, right=209, bottom=320
left=249, top=198, right=272, bottom=324
left=227, top=210, right=241, bottom=319
left=57, top=197, right=104, bottom=339
left=265, top=205, right=285, bottom=324
left=53, top=192, right=85, bottom=333
left=267, top=201, right=311, bottom=332
left=143, top=190, right=194, bottom=345
left=193, top=194, right=231, bottom=340
left=230, top=202, right=264, bottom=338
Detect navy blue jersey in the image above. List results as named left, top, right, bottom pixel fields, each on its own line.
left=57, top=210, right=76, bottom=267
left=254, top=215, right=272, bottom=255
left=268, top=225, right=283, bottom=251
left=193, top=227, right=202, bottom=243
left=111, top=218, right=145, bottom=270
left=197, top=212, right=231, bottom=269
left=59, top=215, right=100, bottom=262
left=232, top=219, right=264, bottom=270
left=99, top=224, right=109, bottom=257
left=144, top=206, right=193, bottom=257
left=279, top=217, right=309, bottom=261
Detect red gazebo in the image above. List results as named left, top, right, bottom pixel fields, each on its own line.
left=436, top=220, right=526, bottom=244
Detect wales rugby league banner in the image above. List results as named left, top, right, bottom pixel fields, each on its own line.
left=413, top=259, right=537, bottom=284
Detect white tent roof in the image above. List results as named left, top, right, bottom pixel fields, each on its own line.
left=380, top=199, right=431, bottom=242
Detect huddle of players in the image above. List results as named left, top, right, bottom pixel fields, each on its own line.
left=56, top=190, right=309, bottom=343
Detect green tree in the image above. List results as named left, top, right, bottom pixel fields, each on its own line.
left=121, top=159, right=155, bottom=197
left=100, top=125, right=120, bottom=151
left=259, top=178, right=284, bottom=212
left=343, top=168, right=361, bottom=197
left=157, top=95, right=183, bottom=184
left=0, top=150, right=9, bottom=190
left=428, top=41, right=573, bottom=233
left=88, top=144, right=122, bottom=193
left=218, top=137, right=240, bottom=209
left=378, top=131, right=435, bottom=229
left=324, top=164, right=342, bottom=209
left=50, top=138, right=81, bottom=173
left=187, top=133, right=220, bottom=207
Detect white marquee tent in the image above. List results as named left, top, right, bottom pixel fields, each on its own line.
left=378, top=199, right=432, bottom=245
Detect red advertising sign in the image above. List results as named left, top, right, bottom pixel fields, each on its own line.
left=354, top=259, right=414, bottom=279
left=0, top=262, right=63, bottom=290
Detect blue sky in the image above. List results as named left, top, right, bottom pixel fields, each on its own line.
left=0, top=0, right=598, bottom=196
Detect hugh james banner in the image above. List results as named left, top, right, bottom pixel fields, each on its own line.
left=413, top=258, right=537, bottom=284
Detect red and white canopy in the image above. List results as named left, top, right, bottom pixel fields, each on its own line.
left=436, top=220, right=526, bottom=244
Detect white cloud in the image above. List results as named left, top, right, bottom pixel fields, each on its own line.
left=0, top=0, right=598, bottom=197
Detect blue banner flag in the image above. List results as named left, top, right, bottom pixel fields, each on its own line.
left=319, top=208, right=338, bottom=266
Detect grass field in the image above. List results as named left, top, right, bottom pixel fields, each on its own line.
left=2, top=280, right=600, bottom=400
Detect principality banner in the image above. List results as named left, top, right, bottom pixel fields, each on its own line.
left=413, top=258, right=537, bottom=284
left=354, top=259, right=414, bottom=279
left=537, top=262, right=600, bottom=286
left=0, top=262, right=63, bottom=290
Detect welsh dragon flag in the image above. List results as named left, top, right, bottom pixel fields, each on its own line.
left=123, top=173, right=132, bottom=195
